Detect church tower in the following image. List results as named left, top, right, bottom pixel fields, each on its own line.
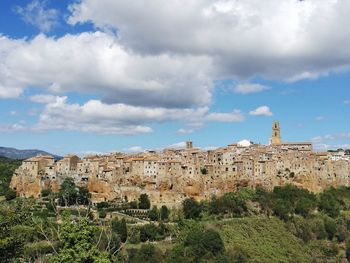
left=270, top=121, right=281, bottom=145
left=186, top=140, right=193, bottom=149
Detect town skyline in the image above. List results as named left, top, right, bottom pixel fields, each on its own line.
left=0, top=0, right=350, bottom=156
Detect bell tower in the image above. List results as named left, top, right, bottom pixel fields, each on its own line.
left=270, top=121, right=281, bottom=145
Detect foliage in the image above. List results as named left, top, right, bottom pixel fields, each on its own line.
left=128, top=244, right=163, bottom=263
left=182, top=198, right=202, bottom=219
left=169, top=225, right=225, bottom=262
left=112, top=218, right=128, bottom=243
left=140, top=224, right=158, bottom=242
left=138, top=193, right=151, bottom=209
left=209, top=192, right=247, bottom=217
left=160, top=205, right=169, bottom=221
left=216, top=217, right=312, bottom=263
left=41, top=188, right=53, bottom=197
left=58, top=178, right=90, bottom=206
left=0, top=199, right=33, bottom=262
left=0, top=157, right=21, bottom=196
left=148, top=206, right=160, bottom=221
left=48, top=217, right=110, bottom=263
left=4, top=188, right=17, bottom=201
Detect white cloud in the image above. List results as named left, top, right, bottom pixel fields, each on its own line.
left=0, top=32, right=213, bottom=108
left=233, top=83, right=269, bottom=94
left=2, top=96, right=244, bottom=135
left=167, top=142, right=186, bottom=149
left=177, top=128, right=195, bottom=135
left=124, top=146, right=145, bottom=153
left=68, top=0, right=350, bottom=81
left=15, top=0, right=59, bottom=33
left=30, top=94, right=57, bottom=104
left=249, top=106, right=273, bottom=116
left=312, top=133, right=350, bottom=143
left=206, top=110, right=245, bottom=122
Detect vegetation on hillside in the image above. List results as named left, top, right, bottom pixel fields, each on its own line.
left=2, top=173, right=350, bottom=262
left=0, top=156, right=21, bottom=196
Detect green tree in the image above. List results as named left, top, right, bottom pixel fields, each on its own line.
left=112, top=218, right=128, bottom=243
left=324, top=217, right=337, bottom=240
left=139, top=194, right=151, bottom=209
left=140, top=224, right=158, bottom=242
left=77, top=186, right=90, bottom=205
left=183, top=198, right=202, bottom=219
left=160, top=205, right=169, bottom=221
left=148, top=206, right=160, bottom=221
left=48, top=217, right=110, bottom=263
left=41, top=188, right=53, bottom=198
left=319, top=191, right=341, bottom=218
left=58, top=178, right=78, bottom=206
left=295, top=197, right=316, bottom=217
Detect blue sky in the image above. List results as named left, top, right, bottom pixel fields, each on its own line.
left=0, top=0, right=350, bottom=155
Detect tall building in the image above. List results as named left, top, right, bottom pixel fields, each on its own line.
left=270, top=121, right=282, bottom=145
left=186, top=141, right=193, bottom=149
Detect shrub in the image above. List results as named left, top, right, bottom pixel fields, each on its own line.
left=183, top=198, right=202, bottom=219
left=140, top=224, right=158, bottom=242
left=5, top=188, right=16, bottom=201
left=148, top=206, right=159, bottom=221
left=139, top=194, right=151, bottom=209
left=99, top=210, right=107, bottom=218
left=160, top=205, right=169, bottom=221
left=41, top=188, right=52, bottom=197
left=112, top=218, right=128, bottom=242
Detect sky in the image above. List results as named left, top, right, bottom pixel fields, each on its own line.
left=0, top=0, right=350, bottom=156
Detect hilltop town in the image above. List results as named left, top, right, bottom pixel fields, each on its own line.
left=10, top=122, right=350, bottom=207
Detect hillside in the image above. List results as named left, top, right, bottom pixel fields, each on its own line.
left=0, top=146, right=61, bottom=160
left=212, top=217, right=312, bottom=263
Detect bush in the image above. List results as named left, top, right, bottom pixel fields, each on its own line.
left=99, top=210, right=107, bottom=218
left=148, top=206, right=160, bottom=221
left=96, top=202, right=109, bottom=210
left=41, top=188, right=52, bottom=197
left=140, top=224, right=158, bottom=242
left=5, top=188, right=17, bottom=201
left=183, top=198, right=202, bottom=219
left=112, top=219, right=128, bottom=242
left=160, top=205, right=169, bottom=221
left=139, top=194, right=151, bottom=209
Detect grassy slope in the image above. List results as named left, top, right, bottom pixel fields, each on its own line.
left=0, top=156, right=21, bottom=195
left=209, top=217, right=312, bottom=263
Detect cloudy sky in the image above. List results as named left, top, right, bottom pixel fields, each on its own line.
left=0, top=0, right=350, bottom=155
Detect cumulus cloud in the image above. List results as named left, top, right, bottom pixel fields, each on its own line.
left=206, top=110, right=244, bottom=122
left=249, top=106, right=273, bottom=116
left=233, top=83, right=270, bottom=94
left=68, top=0, right=350, bottom=81
left=0, top=32, right=213, bottom=108
left=14, top=0, right=59, bottom=33
left=177, top=128, right=195, bottom=135
left=30, top=94, right=57, bottom=104
left=167, top=142, right=186, bottom=149
left=0, top=96, right=244, bottom=135
left=312, top=133, right=350, bottom=143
